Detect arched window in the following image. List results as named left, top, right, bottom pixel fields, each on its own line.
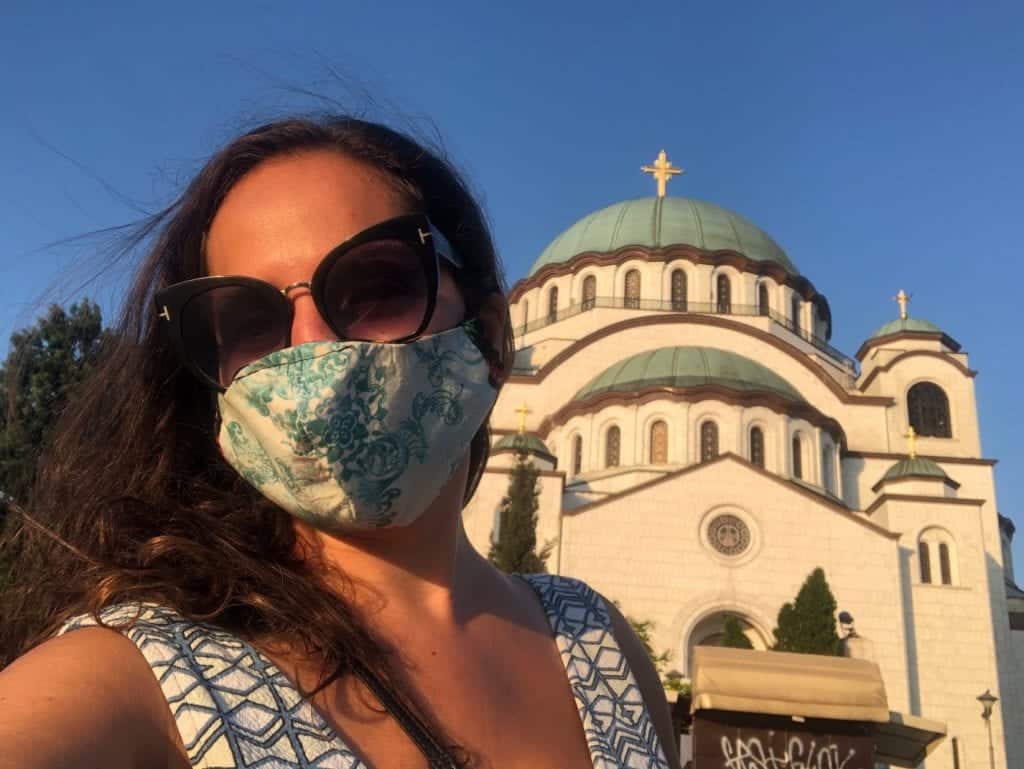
left=939, top=543, right=952, bottom=585
left=547, top=286, right=559, bottom=322
left=522, top=300, right=529, bottom=328
left=671, top=269, right=687, bottom=312
left=749, top=426, right=765, bottom=468
left=919, top=527, right=959, bottom=586
left=572, top=435, right=583, bottom=476
left=791, top=295, right=802, bottom=334
left=792, top=434, right=803, bottom=479
left=624, top=270, right=641, bottom=309
left=650, top=421, right=668, bottom=464
left=919, top=541, right=932, bottom=583
left=908, top=382, right=952, bottom=438
left=822, top=444, right=836, bottom=495
left=582, top=275, right=597, bottom=311
left=605, top=426, right=621, bottom=468
left=700, top=421, right=719, bottom=463
left=716, top=274, right=731, bottom=314
left=758, top=283, right=770, bottom=317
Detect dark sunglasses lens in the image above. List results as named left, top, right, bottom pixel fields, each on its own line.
left=180, top=285, right=289, bottom=387
left=321, top=239, right=429, bottom=341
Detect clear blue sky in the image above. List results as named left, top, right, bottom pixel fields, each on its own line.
left=3, top=1, right=1022, bottom=564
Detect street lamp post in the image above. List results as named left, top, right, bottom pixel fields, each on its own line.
left=978, top=689, right=998, bottom=769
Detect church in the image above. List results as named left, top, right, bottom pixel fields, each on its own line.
left=462, top=152, right=1024, bottom=768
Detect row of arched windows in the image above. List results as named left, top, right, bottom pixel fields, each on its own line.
left=571, top=421, right=835, bottom=489
left=539, top=271, right=806, bottom=322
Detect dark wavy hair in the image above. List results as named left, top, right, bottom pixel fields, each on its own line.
left=0, top=116, right=515, bottom=734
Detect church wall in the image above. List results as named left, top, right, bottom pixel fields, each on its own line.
left=557, top=458, right=911, bottom=709
left=883, top=496, right=1015, bottom=769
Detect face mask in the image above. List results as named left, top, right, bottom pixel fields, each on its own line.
left=217, top=322, right=497, bottom=532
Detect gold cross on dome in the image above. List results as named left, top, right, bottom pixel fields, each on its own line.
left=894, top=289, right=911, bottom=321
left=641, top=150, right=684, bottom=198
left=515, top=403, right=532, bottom=434
left=903, top=425, right=918, bottom=459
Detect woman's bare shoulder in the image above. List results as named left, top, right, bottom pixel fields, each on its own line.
left=0, top=627, right=190, bottom=769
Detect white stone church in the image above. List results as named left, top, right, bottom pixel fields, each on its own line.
left=462, top=154, right=1024, bottom=768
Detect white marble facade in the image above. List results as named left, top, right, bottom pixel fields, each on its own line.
left=462, top=194, right=1023, bottom=769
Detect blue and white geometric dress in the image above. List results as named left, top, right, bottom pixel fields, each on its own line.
left=59, top=574, right=670, bottom=769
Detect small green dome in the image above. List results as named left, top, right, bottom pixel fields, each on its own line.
left=574, top=346, right=804, bottom=403
left=881, top=457, right=949, bottom=483
left=871, top=317, right=943, bottom=339
left=493, top=433, right=554, bottom=459
left=529, top=197, right=798, bottom=277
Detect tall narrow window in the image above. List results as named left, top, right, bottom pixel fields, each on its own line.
left=716, top=275, right=732, bottom=314
left=919, top=541, right=932, bottom=583
left=572, top=435, right=583, bottom=476
left=650, top=421, right=668, bottom=464
left=939, top=543, right=952, bottom=585
left=758, top=283, right=770, bottom=316
left=671, top=269, right=687, bottom=312
left=908, top=382, right=952, bottom=438
left=582, top=275, right=597, bottom=311
left=522, top=300, right=529, bottom=328
left=605, top=426, right=621, bottom=468
left=822, top=444, right=836, bottom=495
left=791, top=295, right=802, bottom=334
left=624, top=270, right=641, bottom=309
left=749, top=427, right=765, bottom=468
left=700, top=421, right=719, bottom=463
left=548, top=286, right=559, bottom=322
left=792, top=434, right=803, bottom=479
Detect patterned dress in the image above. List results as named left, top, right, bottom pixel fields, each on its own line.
left=58, top=574, right=670, bottom=769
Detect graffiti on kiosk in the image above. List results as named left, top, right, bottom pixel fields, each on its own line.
left=720, top=735, right=859, bottom=769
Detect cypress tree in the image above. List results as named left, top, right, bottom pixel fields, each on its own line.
left=488, top=438, right=552, bottom=574
left=720, top=614, right=754, bottom=649
left=772, top=567, right=841, bottom=655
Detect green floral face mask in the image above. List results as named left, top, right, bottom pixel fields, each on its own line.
left=217, top=322, right=497, bottom=531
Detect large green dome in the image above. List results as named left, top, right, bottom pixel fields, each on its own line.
left=574, top=346, right=804, bottom=403
left=529, top=197, right=798, bottom=277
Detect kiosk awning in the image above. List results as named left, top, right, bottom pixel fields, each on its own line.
left=689, top=646, right=946, bottom=768
left=691, top=646, right=890, bottom=722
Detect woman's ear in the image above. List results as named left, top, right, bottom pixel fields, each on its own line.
left=475, top=292, right=512, bottom=388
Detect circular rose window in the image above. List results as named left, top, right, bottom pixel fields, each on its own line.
left=708, top=514, right=751, bottom=557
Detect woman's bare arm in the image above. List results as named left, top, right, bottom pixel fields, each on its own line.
left=0, top=627, right=188, bottom=769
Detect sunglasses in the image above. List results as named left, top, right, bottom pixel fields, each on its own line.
left=155, top=214, right=463, bottom=390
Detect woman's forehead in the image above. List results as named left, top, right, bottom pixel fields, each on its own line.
left=204, top=151, right=413, bottom=278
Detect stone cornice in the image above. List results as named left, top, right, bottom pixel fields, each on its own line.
left=535, top=385, right=848, bottom=449
left=855, top=331, right=963, bottom=362
left=844, top=450, right=997, bottom=467
left=858, top=349, right=976, bottom=390
left=511, top=244, right=824, bottom=303
left=864, top=493, right=986, bottom=516
left=506, top=314, right=892, bottom=408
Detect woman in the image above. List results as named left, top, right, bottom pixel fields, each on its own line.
left=0, top=116, right=679, bottom=769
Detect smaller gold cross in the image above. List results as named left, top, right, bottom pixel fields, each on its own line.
left=641, top=150, right=684, bottom=198
left=903, top=425, right=918, bottom=459
left=894, top=289, right=911, bottom=321
left=515, top=403, right=532, bottom=435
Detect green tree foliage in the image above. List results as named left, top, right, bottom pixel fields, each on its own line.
left=627, top=614, right=673, bottom=674
left=772, top=567, right=841, bottom=656
left=0, top=300, right=106, bottom=510
left=488, top=439, right=552, bottom=574
left=720, top=614, right=754, bottom=649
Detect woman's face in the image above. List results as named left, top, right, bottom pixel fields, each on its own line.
left=204, top=150, right=466, bottom=345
